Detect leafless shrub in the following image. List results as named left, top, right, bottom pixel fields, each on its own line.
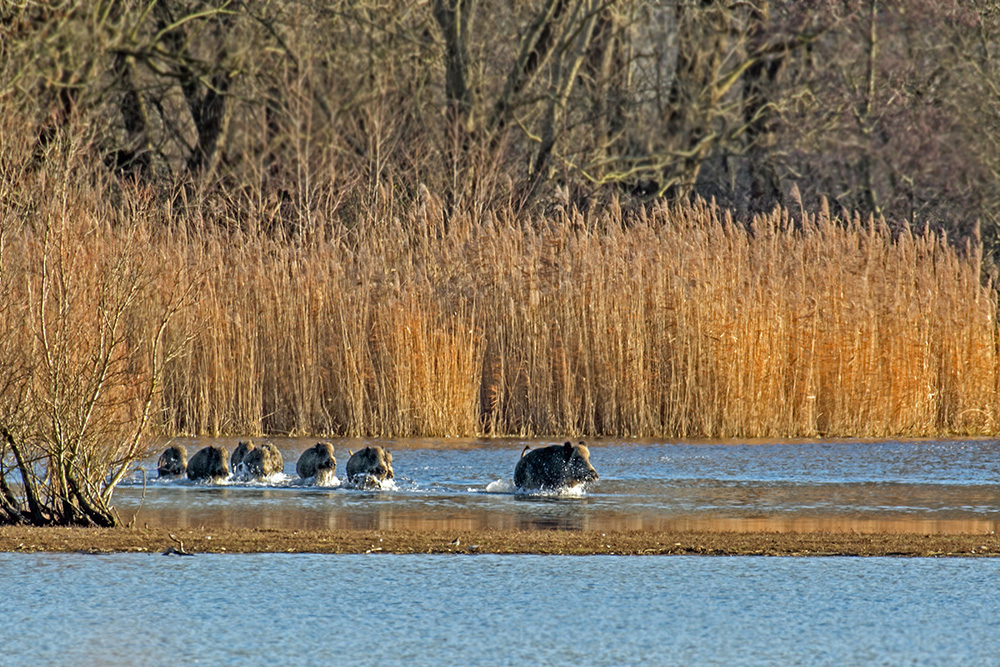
left=0, top=130, right=192, bottom=526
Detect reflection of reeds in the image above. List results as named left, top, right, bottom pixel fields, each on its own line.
left=2, top=148, right=997, bottom=439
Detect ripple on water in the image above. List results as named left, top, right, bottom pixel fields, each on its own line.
left=121, top=438, right=1000, bottom=532
left=3, top=554, right=1000, bottom=666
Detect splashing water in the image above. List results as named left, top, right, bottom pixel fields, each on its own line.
left=516, top=483, right=588, bottom=497
left=484, top=479, right=515, bottom=493
left=342, top=476, right=398, bottom=491
left=481, top=478, right=589, bottom=496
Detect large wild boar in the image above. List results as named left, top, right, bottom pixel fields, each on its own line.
left=187, top=445, right=230, bottom=481
left=157, top=445, right=188, bottom=477
left=346, top=446, right=394, bottom=489
left=513, top=441, right=599, bottom=491
left=243, top=442, right=284, bottom=478
left=296, top=442, right=337, bottom=485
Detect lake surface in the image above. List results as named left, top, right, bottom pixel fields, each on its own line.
left=117, top=437, right=1000, bottom=533
left=4, top=552, right=999, bottom=666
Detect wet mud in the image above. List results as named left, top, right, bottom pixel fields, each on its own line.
left=2, top=523, right=998, bottom=557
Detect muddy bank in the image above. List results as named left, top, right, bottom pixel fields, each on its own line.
left=2, top=525, right=998, bottom=557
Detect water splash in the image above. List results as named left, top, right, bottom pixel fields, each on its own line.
left=231, top=462, right=251, bottom=480
left=483, top=478, right=589, bottom=496
left=484, top=479, right=515, bottom=493
left=515, top=483, right=588, bottom=497
left=190, top=475, right=234, bottom=486
left=237, top=473, right=293, bottom=486
left=342, top=476, right=398, bottom=491
left=311, top=472, right=341, bottom=488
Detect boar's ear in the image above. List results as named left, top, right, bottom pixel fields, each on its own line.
left=521, top=445, right=531, bottom=458
left=563, top=442, right=573, bottom=460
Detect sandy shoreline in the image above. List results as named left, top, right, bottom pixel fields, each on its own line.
left=2, top=525, right=998, bottom=557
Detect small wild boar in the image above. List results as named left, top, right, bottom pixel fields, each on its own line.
left=186, top=445, right=230, bottom=481
left=296, top=442, right=337, bottom=485
left=157, top=445, right=188, bottom=477
left=243, top=442, right=284, bottom=478
left=230, top=440, right=256, bottom=472
left=346, top=446, right=394, bottom=489
left=514, top=441, right=599, bottom=491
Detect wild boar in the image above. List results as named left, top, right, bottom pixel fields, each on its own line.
left=186, top=445, right=230, bottom=481
left=230, top=440, right=256, bottom=472
left=346, top=446, right=394, bottom=489
left=296, top=442, right=337, bottom=486
left=513, top=441, right=599, bottom=491
left=157, top=445, right=188, bottom=477
left=242, top=441, right=284, bottom=478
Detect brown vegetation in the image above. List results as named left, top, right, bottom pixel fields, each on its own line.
left=1, top=133, right=996, bottom=441
left=4, top=2, right=1000, bottom=241
left=0, top=150, right=189, bottom=525
left=3, top=2, right=1000, bottom=525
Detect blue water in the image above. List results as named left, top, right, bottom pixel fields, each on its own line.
left=3, top=552, right=998, bottom=666
left=116, top=438, right=1000, bottom=530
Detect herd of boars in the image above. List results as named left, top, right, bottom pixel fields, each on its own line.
left=157, top=440, right=599, bottom=491
left=157, top=441, right=395, bottom=489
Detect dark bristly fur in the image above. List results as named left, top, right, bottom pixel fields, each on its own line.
left=514, top=441, right=598, bottom=490
left=346, top=446, right=394, bottom=489
left=242, top=442, right=284, bottom=478
left=296, top=442, right=337, bottom=482
left=157, top=445, right=188, bottom=477
left=187, top=446, right=230, bottom=481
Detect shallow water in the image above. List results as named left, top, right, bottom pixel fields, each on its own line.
left=3, top=552, right=999, bottom=666
left=117, top=437, right=1000, bottom=533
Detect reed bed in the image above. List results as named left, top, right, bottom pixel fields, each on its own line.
left=2, top=151, right=997, bottom=439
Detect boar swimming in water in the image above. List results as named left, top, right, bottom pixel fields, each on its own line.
left=296, top=442, right=337, bottom=486
left=230, top=440, right=256, bottom=472
left=346, top=446, right=394, bottom=489
left=514, top=441, right=599, bottom=491
left=157, top=445, right=188, bottom=477
left=186, top=445, right=230, bottom=481
left=240, top=442, right=284, bottom=479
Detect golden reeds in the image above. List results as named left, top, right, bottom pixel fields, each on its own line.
left=2, top=141, right=997, bottom=439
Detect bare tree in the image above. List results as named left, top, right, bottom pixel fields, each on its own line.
left=0, top=212, right=191, bottom=527
left=4, top=0, right=999, bottom=243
